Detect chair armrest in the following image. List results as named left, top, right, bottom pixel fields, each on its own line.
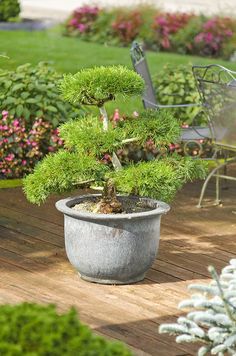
left=180, top=126, right=211, bottom=141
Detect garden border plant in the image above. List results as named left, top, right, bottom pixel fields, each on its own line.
left=23, top=65, right=207, bottom=285
left=64, top=5, right=236, bottom=60
left=0, top=62, right=86, bottom=181
left=0, top=302, right=131, bottom=355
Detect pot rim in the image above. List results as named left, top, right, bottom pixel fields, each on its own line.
left=55, top=194, right=170, bottom=221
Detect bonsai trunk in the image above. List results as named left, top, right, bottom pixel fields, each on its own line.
left=99, top=106, right=109, bottom=131
left=93, top=178, right=122, bottom=214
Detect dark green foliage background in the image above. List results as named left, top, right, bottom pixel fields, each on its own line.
left=0, top=62, right=84, bottom=127
left=0, top=0, right=20, bottom=22
left=0, top=303, right=131, bottom=355
left=153, top=64, right=207, bottom=125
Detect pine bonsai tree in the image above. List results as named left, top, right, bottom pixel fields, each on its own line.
left=159, top=259, right=236, bottom=356
left=23, top=65, right=207, bottom=212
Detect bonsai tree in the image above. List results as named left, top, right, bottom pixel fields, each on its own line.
left=0, top=303, right=131, bottom=355
left=159, top=259, right=236, bottom=356
left=23, top=65, right=207, bottom=212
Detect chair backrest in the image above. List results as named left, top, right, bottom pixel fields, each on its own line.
left=130, top=42, right=157, bottom=109
left=193, top=64, right=236, bottom=150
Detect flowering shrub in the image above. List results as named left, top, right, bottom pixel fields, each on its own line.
left=64, top=6, right=236, bottom=59
left=112, top=11, right=143, bottom=45
left=0, top=111, right=63, bottom=179
left=153, top=12, right=193, bottom=49
left=194, top=17, right=235, bottom=57
left=66, top=5, right=100, bottom=37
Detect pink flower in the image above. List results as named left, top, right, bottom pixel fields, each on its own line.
left=2, top=110, right=8, bottom=118
left=5, top=153, right=15, bottom=162
left=69, top=18, right=78, bottom=27
left=22, top=160, right=27, bottom=166
left=113, top=109, right=120, bottom=122
left=13, top=119, right=20, bottom=127
left=77, top=23, right=87, bottom=32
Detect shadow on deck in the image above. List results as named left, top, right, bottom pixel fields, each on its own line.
left=0, top=174, right=236, bottom=355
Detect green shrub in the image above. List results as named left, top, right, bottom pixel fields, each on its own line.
left=0, top=0, right=20, bottom=22
left=172, top=16, right=206, bottom=55
left=63, top=5, right=236, bottom=60
left=0, top=62, right=84, bottom=127
left=0, top=303, right=131, bottom=355
left=23, top=65, right=207, bottom=207
left=153, top=64, right=207, bottom=125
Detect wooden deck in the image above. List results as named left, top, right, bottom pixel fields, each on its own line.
left=0, top=176, right=236, bottom=355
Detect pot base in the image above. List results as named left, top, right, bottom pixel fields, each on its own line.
left=79, top=273, right=146, bottom=285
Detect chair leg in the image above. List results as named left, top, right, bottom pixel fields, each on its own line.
left=214, top=172, right=221, bottom=206
left=197, top=157, right=236, bottom=208
left=197, top=168, right=218, bottom=208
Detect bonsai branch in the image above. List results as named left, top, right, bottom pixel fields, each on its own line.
left=72, top=179, right=95, bottom=187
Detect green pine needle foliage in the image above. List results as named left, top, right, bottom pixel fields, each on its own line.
left=122, top=109, right=181, bottom=146
left=111, top=156, right=207, bottom=202
left=59, top=110, right=180, bottom=156
left=23, top=65, right=207, bottom=206
left=59, top=116, right=125, bottom=156
left=60, top=66, right=144, bottom=107
left=0, top=303, right=131, bottom=355
left=23, top=151, right=109, bottom=205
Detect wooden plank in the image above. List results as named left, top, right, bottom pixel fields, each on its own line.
left=0, top=178, right=235, bottom=356
left=0, top=205, right=63, bottom=236
left=0, top=258, right=195, bottom=356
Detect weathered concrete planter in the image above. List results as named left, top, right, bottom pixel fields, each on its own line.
left=56, top=194, right=169, bottom=285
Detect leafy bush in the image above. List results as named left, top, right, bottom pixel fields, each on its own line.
left=65, top=5, right=100, bottom=39
left=194, top=17, right=236, bottom=57
left=0, top=110, right=63, bottom=178
left=0, top=303, right=131, bottom=355
left=153, top=12, right=194, bottom=50
left=172, top=16, right=206, bottom=54
left=152, top=64, right=207, bottom=125
left=0, top=62, right=84, bottom=128
left=63, top=6, right=236, bottom=59
left=111, top=10, right=143, bottom=45
left=23, top=65, right=207, bottom=207
left=159, top=259, right=236, bottom=356
left=0, top=0, right=20, bottom=22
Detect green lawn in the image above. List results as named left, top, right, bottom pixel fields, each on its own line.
left=1, top=29, right=236, bottom=114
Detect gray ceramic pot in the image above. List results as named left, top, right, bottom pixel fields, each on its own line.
left=56, top=194, right=169, bottom=285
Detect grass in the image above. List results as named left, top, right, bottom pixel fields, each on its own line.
left=0, top=179, right=22, bottom=188
left=1, top=28, right=236, bottom=114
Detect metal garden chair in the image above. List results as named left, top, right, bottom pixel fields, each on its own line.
left=130, top=42, right=210, bottom=145
left=193, top=64, right=236, bottom=207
